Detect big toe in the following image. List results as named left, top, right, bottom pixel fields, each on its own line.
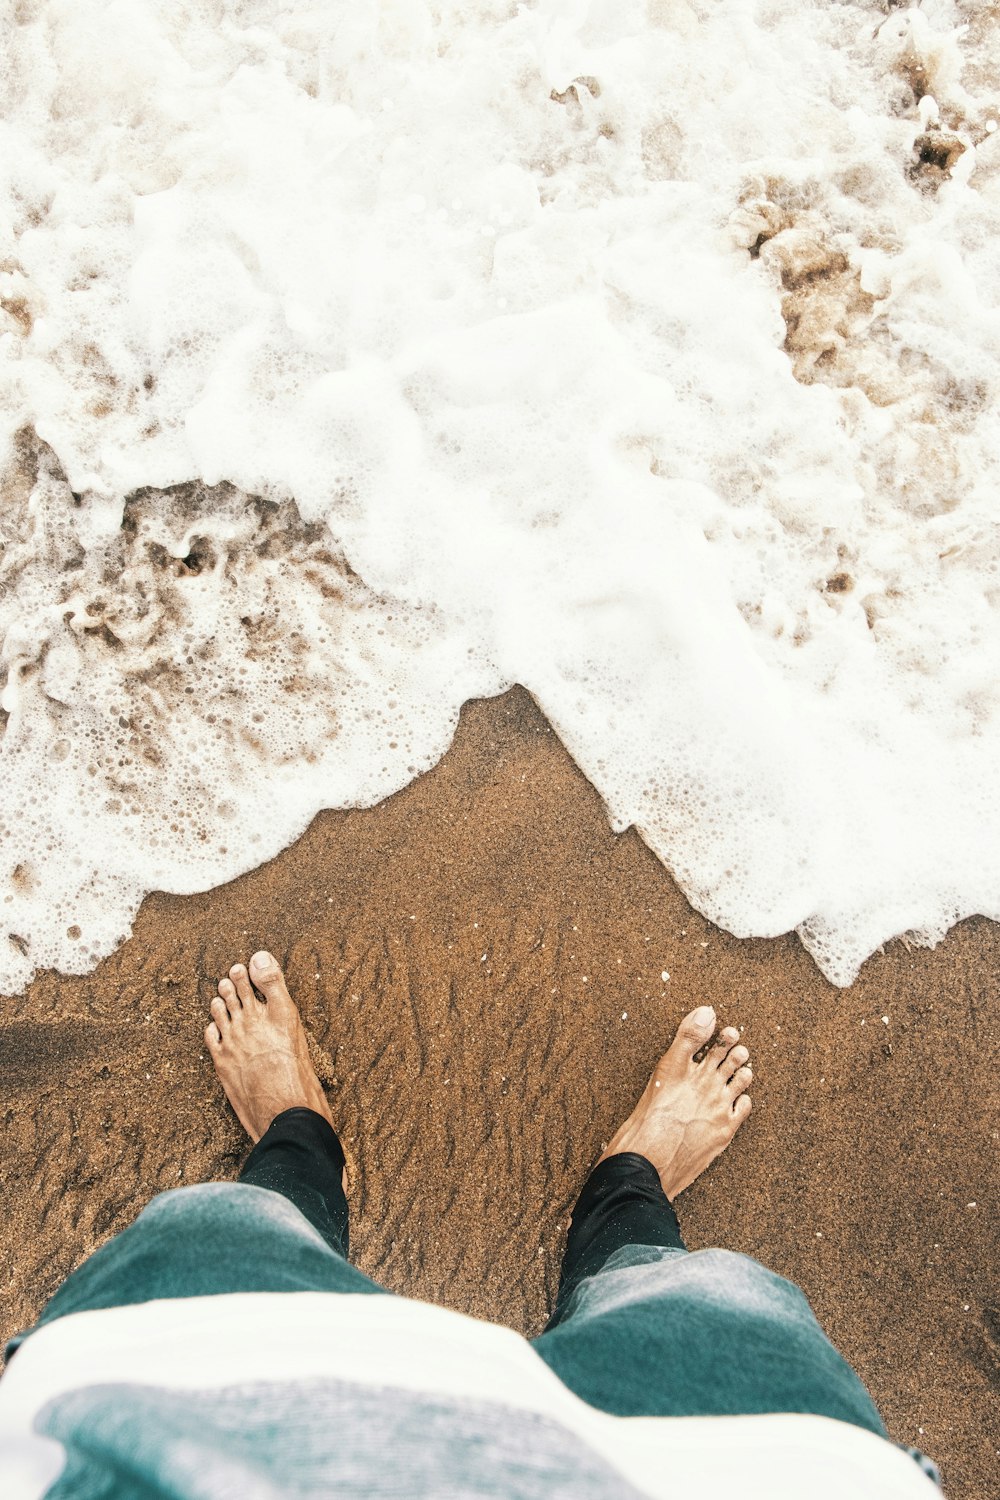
left=249, top=950, right=293, bottom=1008
left=670, top=1004, right=717, bottom=1061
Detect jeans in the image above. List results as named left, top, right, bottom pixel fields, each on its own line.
left=11, top=1105, right=894, bottom=1441
left=2, top=1104, right=943, bottom=1498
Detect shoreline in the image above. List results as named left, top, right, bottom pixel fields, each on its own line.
left=1, top=687, right=995, bottom=1499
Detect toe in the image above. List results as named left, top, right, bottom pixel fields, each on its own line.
left=205, top=1021, right=221, bottom=1048
left=732, top=1093, right=752, bottom=1125
left=210, top=995, right=231, bottom=1029
left=249, top=950, right=293, bottom=1008
left=218, top=977, right=239, bottom=1009
left=720, top=1043, right=749, bottom=1078
left=728, top=1064, right=752, bottom=1098
left=705, top=1025, right=739, bottom=1063
left=672, top=1005, right=716, bottom=1060
left=229, top=963, right=256, bottom=1007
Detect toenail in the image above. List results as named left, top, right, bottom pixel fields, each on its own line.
left=693, top=1005, right=714, bottom=1025
left=251, top=950, right=274, bottom=967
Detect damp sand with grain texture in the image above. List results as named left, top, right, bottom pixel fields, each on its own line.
left=1, top=688, right=995, bottom=1499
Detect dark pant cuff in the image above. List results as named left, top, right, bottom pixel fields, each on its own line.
left=238, top=1106, right=349, bottom=1258
left=548, top=1152, right=685, bottom=1328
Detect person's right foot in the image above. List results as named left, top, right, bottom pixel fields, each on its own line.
left=599, top=1004, right=752, bottom=1200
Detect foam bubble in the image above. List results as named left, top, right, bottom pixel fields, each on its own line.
left=2, top=0, right=1000, bottom=992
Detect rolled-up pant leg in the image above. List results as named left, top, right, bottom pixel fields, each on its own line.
left=532, top=1151, right=889, bottom=1438
left=546, top=1152, right=686, bottom=1328
left=7, top=1108, right=382, bottom=1359
left=237, top=1106, right=350, bottom=1256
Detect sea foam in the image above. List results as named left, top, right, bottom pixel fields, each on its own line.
left=2, top=0, right=999, bottom=992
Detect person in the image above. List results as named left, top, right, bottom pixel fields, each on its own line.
left=2, top=950, right=940, bottom=1497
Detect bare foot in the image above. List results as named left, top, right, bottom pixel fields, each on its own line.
left=599, top=1004, right=752, bottom=1200
left=205, top=951, right=334, bottom=1144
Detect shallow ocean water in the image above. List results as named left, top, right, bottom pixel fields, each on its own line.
left=1, top=0, right=999, bottom=992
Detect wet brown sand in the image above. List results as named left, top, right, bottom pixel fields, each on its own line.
left=1, top=687, right=996, bottom=1497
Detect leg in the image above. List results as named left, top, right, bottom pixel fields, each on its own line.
left=211, top=954, right=349, bottom=1256
left=534, top=1005, right=887, bottom=1436
left=546, top=1152, right=686, bottom=1329
left=549, top=1003, right=745, bottom=1329
left=8, top=953, right=382, bottom=1359
left=238, top=1106, right=349, bottom=1257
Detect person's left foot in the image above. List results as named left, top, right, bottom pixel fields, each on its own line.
left=205, top=951, right=334, bottom=1143
left=597, top=1004, right=751, bottom=1200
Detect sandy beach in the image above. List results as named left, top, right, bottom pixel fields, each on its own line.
left=1, top=687, right=995, bottom=1498
left=4, top=7, right=1000, bottom=1498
